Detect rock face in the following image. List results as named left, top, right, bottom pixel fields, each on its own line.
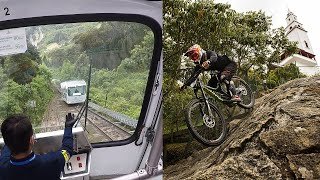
left=164, top=76, right=320, bottom=179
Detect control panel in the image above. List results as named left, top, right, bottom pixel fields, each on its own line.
left=61, top=127, right=92, bottom=179
left=62, top=152, right=90, bottom=179
left=65, top=153, right=87, bottom=173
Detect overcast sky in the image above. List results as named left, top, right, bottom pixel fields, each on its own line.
left=215, top=0, right=320, bottom=62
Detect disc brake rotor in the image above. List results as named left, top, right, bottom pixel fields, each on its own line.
left=203, top=114, right=216, bottom=128
left=238, top=85, right=248, bottom=96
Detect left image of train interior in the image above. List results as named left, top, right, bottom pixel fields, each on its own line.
left=0, top=0, right=162, bottom=180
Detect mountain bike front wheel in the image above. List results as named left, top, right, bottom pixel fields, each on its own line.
left=185, top=99, right=227, bottom=146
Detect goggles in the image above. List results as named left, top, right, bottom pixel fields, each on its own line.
left=189, top=51, right=200, bottom=61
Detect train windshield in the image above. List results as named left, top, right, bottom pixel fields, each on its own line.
left=68, top=86, right=86, bottom=96
left=0, top=21, right=154, bottom=143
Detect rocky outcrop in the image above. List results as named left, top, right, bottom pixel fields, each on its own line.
left=164, top=76, right=320, bottom=179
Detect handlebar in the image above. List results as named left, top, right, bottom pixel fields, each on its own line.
left=181, top=66, right=221, bottom=90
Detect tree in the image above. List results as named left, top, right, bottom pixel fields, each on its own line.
left=73, top=22, right=149, bottom=70
left=267, top=63, right=305, bottom=88
left=117, top=31, right=154, bottom=73
left=3, top=52, right=39, bottom=85
left=26, top=42, right=42, bottom=64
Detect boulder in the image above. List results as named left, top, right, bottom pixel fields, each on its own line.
left=164, top=76, right=320, bottom=179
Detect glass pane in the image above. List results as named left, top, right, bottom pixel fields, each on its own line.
left=0, top=21, right=154, bottom=143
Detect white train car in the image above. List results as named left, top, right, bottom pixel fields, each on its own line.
left=60, top=80, right=87, bottom=104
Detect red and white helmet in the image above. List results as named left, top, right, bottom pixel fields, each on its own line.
left=185, top=44, right=203, bottom=62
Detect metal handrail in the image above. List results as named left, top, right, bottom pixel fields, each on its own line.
left=88, top=102, right=137, bottom=128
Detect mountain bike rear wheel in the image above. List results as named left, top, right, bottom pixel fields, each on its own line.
left=232, top=76, right=255, bottom=109
left=185, top=99, right=226, bottom=146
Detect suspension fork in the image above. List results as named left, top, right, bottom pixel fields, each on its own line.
left=198, top=81, right=213, bottom=118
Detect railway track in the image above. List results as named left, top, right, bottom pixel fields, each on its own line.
left=39, top=85, right=133, bottom=143
left=38, top=85, right=78, bottom=132
left=75, top=105, right=132, bottom=143
left=88, top=108, right=132, bottom=137
left=84, top=116, right=114, bottom=141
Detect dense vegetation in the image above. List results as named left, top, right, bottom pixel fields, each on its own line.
left=39, top=22, right=153, bottom=120
left=0, top=21, right=153, bottom=127
left=163, top=0, right=302, bottom=134
left=0, top=45, right=53, bottom=125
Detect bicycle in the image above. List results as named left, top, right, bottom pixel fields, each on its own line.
left=181, top=68, right=255, bottom=146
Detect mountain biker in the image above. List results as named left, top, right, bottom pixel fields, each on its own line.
left=181, top=44, right=241, bottom=102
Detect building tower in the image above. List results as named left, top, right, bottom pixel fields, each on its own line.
left=280, top=9, right=318, bottom=76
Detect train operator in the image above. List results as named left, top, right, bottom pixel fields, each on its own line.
left=0, top=113, right=76, bottom=180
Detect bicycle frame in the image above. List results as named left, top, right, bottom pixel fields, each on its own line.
left=193, top=72, right=236, bottom=105
left=195, top=79, right=214, bottom=118
left=191, top=74, right=226, bottom=122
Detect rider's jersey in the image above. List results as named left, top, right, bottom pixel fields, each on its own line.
left=200, top=50, right=234, bottom=71
left=184, top=50, right=236, bottom=87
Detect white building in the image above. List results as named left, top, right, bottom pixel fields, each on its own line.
left=279, top=9, right=319, bottom=76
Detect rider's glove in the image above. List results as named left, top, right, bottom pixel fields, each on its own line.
left=202, top=61, right=210, bottom=69
left=65, top=113, right=76, bottom=128
left=220, top=74, right=226, bottom=81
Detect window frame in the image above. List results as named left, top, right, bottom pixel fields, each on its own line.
left=0, top=13, right=162, bottom=148
left=304, top=40, right=309, bottom=48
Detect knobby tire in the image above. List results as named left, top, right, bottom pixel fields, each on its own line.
left=185, top=99, right=227, bottom=146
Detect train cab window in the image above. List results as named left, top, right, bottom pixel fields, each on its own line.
left=0, top=21, right=154, bottom=144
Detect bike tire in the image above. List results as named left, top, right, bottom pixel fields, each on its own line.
left=232, top=76, right=255, bottom=109
left=185, top=99, right=227, bottom=146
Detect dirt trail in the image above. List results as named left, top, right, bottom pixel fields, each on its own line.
left=39, top=86, right=79, bottom=132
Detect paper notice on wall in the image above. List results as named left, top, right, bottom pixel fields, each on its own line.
left=0, top=28, right=27, bottom=56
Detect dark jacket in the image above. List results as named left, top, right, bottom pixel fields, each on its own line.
left=0, top=128, right=73, bottom=180
left=199, top=50, right=234, bottom=71
left=184, top=50, right=236, bottom=86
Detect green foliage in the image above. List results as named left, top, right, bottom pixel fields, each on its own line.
left=0, top=40, right=53, bottom=125
left=73, top=22, right=149, bottom=70
left=117, top=31, right=154, bottom=73
left=0, top=21, right=153, bottom=128
left=163, top=82, right=193, bottom=134
left=89, top=71, right=147, bottom=119
left=44, top=43, right=84, bottom=68
left=3, top=46, right=40, bottom=85
left=59, top=61, right=78, bottom=81
left=41, top=24, right=153, bottom=120
left=27, top=75, right=54, bottom=124
left=266, top=63, right=305, bottom=88
left=0, top=66, right=53, bottom=126
left=31, top=23, right=100, bottom=50
left=88, top=31, right=153, bottom=119
left=27, top=42, right=42, bottom=64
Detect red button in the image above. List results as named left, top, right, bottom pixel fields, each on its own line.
left=79, top=163, right=82, bottom=168
left=77, top=157, right=80, bottom=161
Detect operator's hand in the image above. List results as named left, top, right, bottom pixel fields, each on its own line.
left=202, top=60, right=210, bottom=69
left=65, top=113, right=76, bottom=128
